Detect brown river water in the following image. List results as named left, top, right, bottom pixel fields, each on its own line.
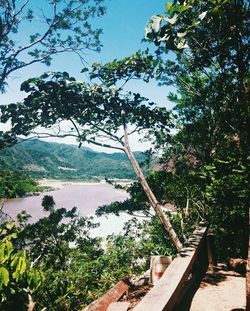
left=2, top=183, right=129, bottom=236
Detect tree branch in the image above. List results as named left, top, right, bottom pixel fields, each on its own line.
left=85, top=138, right=125, bottom=152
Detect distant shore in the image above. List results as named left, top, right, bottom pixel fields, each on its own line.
left=37, top=179, right=103, bottom=189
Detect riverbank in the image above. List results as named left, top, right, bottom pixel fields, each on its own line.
left=37, top=178, right=103, bottom=189
left=37, top=178, right=134, bottom=191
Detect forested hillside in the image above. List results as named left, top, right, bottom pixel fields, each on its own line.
left=0, top=140, right=145, bottom=180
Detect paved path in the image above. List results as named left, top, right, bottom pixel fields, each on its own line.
left=190, top=264, right=246, bottom=311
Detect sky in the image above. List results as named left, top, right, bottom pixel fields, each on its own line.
left=0, top=0, right=175, bottom=152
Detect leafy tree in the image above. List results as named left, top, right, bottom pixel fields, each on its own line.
left=144, top=0, right=249, bottom=259
left=42, top=194, right=56, bottom=212
left=0, top=59, right=183, bottom=251
left=0, top=130, right=17, bottom=149
left=13, top=201, right=104, bottom=310
left=2, top=197, right=176, bottom=310
left=0, top=0, right=106, bottom=92
left=97, top=169, right=206, bottom=238
left=0, top=170, right=44, bottom=199
left=145, top=0, right=249, bottom=154
left=0, top=222, right=44, bottom=311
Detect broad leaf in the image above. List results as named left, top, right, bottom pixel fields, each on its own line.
left=0, top=267, right=9, bottom=287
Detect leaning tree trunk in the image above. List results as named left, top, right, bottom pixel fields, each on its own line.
left=123, top=125, right=183, bottom=252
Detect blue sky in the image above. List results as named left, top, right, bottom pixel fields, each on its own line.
left=0, top=0, right=175, bottom=151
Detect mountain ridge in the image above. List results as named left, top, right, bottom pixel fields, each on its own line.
left=0, top=139, right=146, bottom=180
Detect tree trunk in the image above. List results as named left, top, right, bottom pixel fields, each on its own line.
left=122, top=125, right=182, bottom=252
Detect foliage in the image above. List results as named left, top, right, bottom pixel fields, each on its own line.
left=0, top=0, right=106, bottom=92
left=145, top=0, right=249, bottom=155
left=15, top=200, right=105, bottom=310
left=0, top=170, right=43, bottom=198
left=0, top=222, right=44, bottom=311
left=42, top=195, right=56, bottom=212
left=201, top=159, right=249, bottom=259
left=144, top=0, right=249, bottom=259
left=0, top=71, right=172, bottom=151
left=96, top=169, right=205, bottom=240
left=1, top=0, right=249, bottom=308
left=0, top=67, right=184, bottom=251
left=0, top=131, right=17, bottom=149
left=1, top=194, right=180, bottom=311
left=88, top=49, right=159, bottom=87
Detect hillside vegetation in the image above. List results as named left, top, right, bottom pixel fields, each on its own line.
left=0, top=139, right=146, bottom=180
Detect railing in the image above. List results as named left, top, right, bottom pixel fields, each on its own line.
left=83, top=223, right=210, bottom=311
left=246, top=219, right=250, bottom=310
left=133, top=223, right=209, bottom=311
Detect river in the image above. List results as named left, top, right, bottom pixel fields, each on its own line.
left=2, top=182, right=131, bottom=237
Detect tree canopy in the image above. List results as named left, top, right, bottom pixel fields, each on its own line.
left=0, top=62, right=183, bottom=251
left=143, top=0, right=250, bottom=259
left=0, top=0, right=105, bottom=92
left=145, top=0, right=249, bottom=158
left=96, top=0, right=249, bottom=259
left=0, top=70, right=171, bottom=150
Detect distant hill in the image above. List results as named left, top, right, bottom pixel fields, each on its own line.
left=0, top=140, right=146, bottom=180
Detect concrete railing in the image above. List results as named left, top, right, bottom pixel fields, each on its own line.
left=133, top=223, right=209, bottom=311
left=246, top=221, right=250, bottom=310
left=83, top=223, right=211, bottom=311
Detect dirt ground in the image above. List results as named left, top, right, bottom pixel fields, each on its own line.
left=190, top=264, right=246, bottom=311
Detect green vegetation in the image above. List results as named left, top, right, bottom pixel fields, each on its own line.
left=0, top=68, right=182, bottom=250
left=0, top=0, right=249, bottom=309
left=0, top=139, right=146, bottom=180
left=0, top=0, right=105, bottom=149
left=0, top=222, right=44, bottom=311
left=0, top=0, right=105, bottom=93
left=97, top=0, right=249, bottom=260
left=144, top=0, right=249, bottom=260
left=0, top=197, right=179, bottom=310
left=0, top=170, right=46, bottom=199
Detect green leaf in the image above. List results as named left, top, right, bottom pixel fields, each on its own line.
left=81, top=67, right=89, bottom=73
left=165, top=2, right=172, bottom=12
left=177, top=31, right=187, bottom=38
left=232, top=169, right=245, bottom=173
left=176, top=5, right=192, bottom=13
left=216, top=159, right=230, bottom=164
left=205, top=165, right=216, bottom=171
left=12, top=254, right=27, bottom=279
left=5, top=223, right=14, bottom=230
left=28, top=270, right=44, bottom=291
left=0, top=267, right=9, bottom=287
left=177, top=38, right=189, bottom=49
left=0, top=243, right=5, bottom=263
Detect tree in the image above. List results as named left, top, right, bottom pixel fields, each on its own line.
left=0, top=170, right=42, bottom=199
left=0, top=222, right=43, bottom=311
left=145, top=0, right=249, bottom=157
left=1, top=200, right=176, bottom=310
left=144, top=0, right=249, bottom=258
left=0, top=0, right=105, bottom=93
left=0, top=53, right=183, bottom=251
